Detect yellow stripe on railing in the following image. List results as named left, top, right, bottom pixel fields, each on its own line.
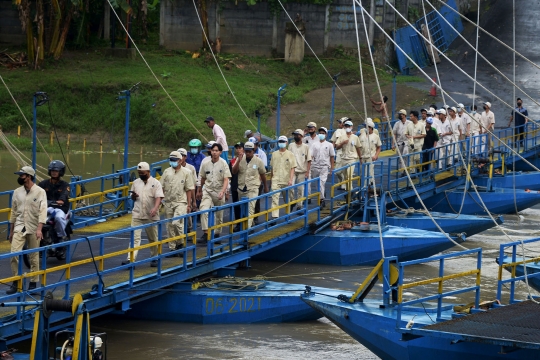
left=498, top=256, right=540, bottom=282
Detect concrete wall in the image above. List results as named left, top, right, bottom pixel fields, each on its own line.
left=0, top=0, right=24, bottom=45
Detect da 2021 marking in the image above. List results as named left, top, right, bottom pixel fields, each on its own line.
left=205, top=297, right=262, bottom=314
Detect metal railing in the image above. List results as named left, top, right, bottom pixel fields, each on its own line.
left=497, top=236, right=540, bottom=303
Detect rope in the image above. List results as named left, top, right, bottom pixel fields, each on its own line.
left=0, top=132, right=47, bottom=180
left=0, top=74, right=52, bottom=161
left=105, top=0, right=209, bottom=142
left=276, top=0, right=365, bottom=122
left=191, top=0, right=257, bottom=130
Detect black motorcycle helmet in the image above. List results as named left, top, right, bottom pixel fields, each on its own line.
left=48, top=160, right=66, bottom=177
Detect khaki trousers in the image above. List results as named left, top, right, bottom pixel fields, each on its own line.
left=337, top=158, right=357, bottom=188
left=362, top=157, right=375, bottom=186
left=11, top=231, right=39, bottom=282
left=200, top=189, right=226, bottom=234
left=271, top=183, right=289, bottom=218
left=164, top=203, right=187, bottom=250
left=237, top=188, right=260, bottom=228
left=128, top=218, right=158, bottom=261
left=291, top=172, right=306, bottom=208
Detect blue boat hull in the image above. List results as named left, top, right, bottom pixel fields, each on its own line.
left=413, top=187, right=540, bottom=215
left=386, top=211, right=502, bottom=236
left=125, top=281, right=344, bottom=323
left=302, top=295, right=539, bottom=359
left=255, top=226, right=464, bottom=266
left=473, top=172, right=540, bottom=190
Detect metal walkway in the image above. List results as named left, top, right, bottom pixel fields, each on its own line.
left=412, top=300, right=540, bottom=350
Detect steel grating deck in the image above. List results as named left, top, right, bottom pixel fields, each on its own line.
left=408, top=300, right=540, bottom=350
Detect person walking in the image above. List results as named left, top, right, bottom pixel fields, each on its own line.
left=229, top=142, right=244, bottom=232
left=304, top=122, right=319, bottom=148
left=470, top=105, right=482, bottom=154
left=178, top=148, right=198, bottom=232
left=204, top=116, right=229, bottom=161
left=405, top=111, right=426, bottom=173
left=269, top=136, right=296, bottom=222
left=480, top=102, right=495, bottom=153
left=7, top=166, right=47, bottom=294
left=186, top=139, right=206, bottom=174
left=422, top=117, right=439, bottom=172
left=448, top=107, right=462, bottom=163
left=310, top=127, right=335, bottom=208
left=122, top=162, right=164, bottom=267
left=437, top=109, right=453, bottom=169
left=289, top=129, right=312, bottom=210
left=232, top=142, right=268, bottom=229
left=335, top=120, right=361, bottom=187
left=508, top=98, right=528, bottom=148
left=331, top=117, right=348, bottom=185
left=198, top=143, right=231, bottom=242
left=251, top=136, right=267, bottom=225
left=159, top=151, right=194, bottom=255
left=359, top=119, right=382, bottom=186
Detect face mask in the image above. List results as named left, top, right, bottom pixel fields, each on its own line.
left=169, top=161, right=178, bottom=167
left=17, top=177, right=25, bottom=185
left=345, top=128, right=352, bottom=133
left=518, top=102, right=522, bottom=107
left=483, top=106, right=487, bottom=110
left=278, top=143, right=286, bottom=149
left=139, top=174, right=148, bottom=181
left=318, top=134, right=326, bottom=141
left=294, top=136, right=302, bottom=142
left=190, top=148, right=199, bottom=155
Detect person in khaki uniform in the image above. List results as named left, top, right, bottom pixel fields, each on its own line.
left=311, top=127, right=335, bottom=208
left=331, top=117, right=348, bottom=186
left=232, top=142, right=268, bottom=229
left=179, top=148, right=198, bottom=231
left=405, top=111, right=426, bottom=173
left=160, top=151, right=194, bottom=255
left=7, top=166, right=47, bottom=294
left=288, top=129, right=311, bottom=211
left=270, top=136, right=297, bottom=221
left=122, top=162, right=164, bottom=267
left=335, top=120, right=362, bottom=187
left=198, top=143, right=232, bottom=241
left=359, top=119, right=382, bottom=186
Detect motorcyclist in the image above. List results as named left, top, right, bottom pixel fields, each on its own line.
left=38, top=160, right=70, bottom=258
left=186, top=139, right=206, bottom=175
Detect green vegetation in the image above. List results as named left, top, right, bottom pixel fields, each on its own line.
left=0, top=48, right=421, bottom=147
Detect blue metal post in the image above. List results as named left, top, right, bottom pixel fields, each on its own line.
left=32, top=95, right=37, bottom=172
left=276, top=84, right=287, bottom=137
left=329, top=73, right=340, bottom=134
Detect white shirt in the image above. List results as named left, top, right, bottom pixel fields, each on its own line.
left=439, top=120, right=453, bottom=144
left=304, top=134, right=319, bottom=149
left=393, top=120, right=411, bottom=145
left=480, top=111, right=495, bottom=132
left=311, top=141, right=335, bottom=169
left=470, top=113, right=481, bottom=134
left=448, top=116, right=461, bottom=140
left=254, top=148, right=268, bottom=168
left=459, top=113, right=471, bottom=136
left=212, top=124, right=228, bottom=150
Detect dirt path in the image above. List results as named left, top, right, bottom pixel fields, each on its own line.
left=267, top=82, right=435, bottom=135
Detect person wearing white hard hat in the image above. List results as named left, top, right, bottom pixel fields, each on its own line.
left=392, top=109, right=411, bottom=157
left=457, top=105, right=471, bottom=140
left=405, top=111, right=426, bottom=173
left=269, top=136, right=297, bottom=222
left=359, top=119, right=381, bottom=186
left=437, top=109, right=454, bottom=169
left=358, top=118, right=380, bottom=137
left=330, top=117, right=348, bottom=186
left=198, top=143, right=232, bottom=243
left=469, top=105, right=482, bottom=154
left=480, top=102, right=495, bottom=153
left=123, top=162, right=164, bottom=267
left=447, top=107, right=461, bottom=165
left=289, top=129, right=312, bottom=211
left=160, top=151, right=195, bottom=255
left=335, top=120, right=362, bottom=189
left=232, top=142, right=268, bottom=229
left=249, top=136, right=267, bottom=226
left=311, top=127, right=335, bottom=208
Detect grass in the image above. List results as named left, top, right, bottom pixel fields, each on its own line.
left=0, top=47, right=423, bottom=148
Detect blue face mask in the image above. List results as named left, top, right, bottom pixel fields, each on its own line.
left=190, top=148, right=199, bottom=155
left=318, top=134, right=326, bottom=141
left=278, top=142, right=286, bottom=149
left=169, top=161, right=178, bottom=167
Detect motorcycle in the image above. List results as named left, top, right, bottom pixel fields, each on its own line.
left=23, top=205, right=73, bottom=268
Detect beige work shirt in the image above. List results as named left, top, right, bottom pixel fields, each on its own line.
left=160, top=166, right=194, bottom=207
left=183, top=163, right=197, bottom=186
left=288, top=142, right=311, bottom=174
left=270, top=150, right=297, bottom=185
left=132, top=176, right=164, bottom=220
left=471, top=113, right=481, bottom=133
left=237, top=155, right=266, bottom=191
left=407, top=121, right=426, bottom=149
left=10, top=184, right=47, bottom=233
left=359, top=132, right=382, bottom=159
left=331, top=128, right=346, bottom=155
left=480, top=111, right=495, bottom=132
left=200, top=157, right=231, bottom=192
left=337, top=134, right=361, bottom=160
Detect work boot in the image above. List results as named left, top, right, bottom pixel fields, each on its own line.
left=233, top=225, right=240, bottom=232
left=6, top=282, right=18, bottom=295
left=28, top=282, right=37, bottom=290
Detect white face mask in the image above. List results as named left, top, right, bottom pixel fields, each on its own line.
left=345, top=128, right=352, bottom=133
left=318, top=134, right=326, bottom=141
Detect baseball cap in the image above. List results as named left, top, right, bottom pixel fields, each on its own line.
left=420, top=108, right=427, bottom=112
left=204, top=116, right=214, bottom=123
left=14, top=166, right=35, bottom=177
left=427, top=109, right=434, bottom=116
left=292, top=129, right=303, bottom=135
left=169, top=151, right=181, bottom=160
left=278, top=135, right=288, bottom=142
left=205, top=140, right=216, bottom=149
left=398, top=109, right=407, bottom=115
left=443, top=105, right=450, bottom=109
left=484, top=102, right=491, bottom=108
left=457, top=103, right=464, bottom=108
left=137, top=162, right=150, bottom=171
left=365, top=119, right=375, bottom=128
left=307, top=121, right=317, bottom=128
left=344, top=120, right=353, bottom=126
left=426, top=117, right=434, bottom=124
left=248, top=136, right=259, bottom=144
left=177, top=148, right=188, bottom=156
left=449, top=107, right=457, bottom=113
left=244, top=142, right=255, bottom=150
left=234, top=142, right=244, bottom=148
left=338, top=117, right=350, bottom=123
left=319, top=127, right=328, bottom=133
left=244, top=130, right=253, bottom=138
left=436, top=109, right=447, bottom=115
